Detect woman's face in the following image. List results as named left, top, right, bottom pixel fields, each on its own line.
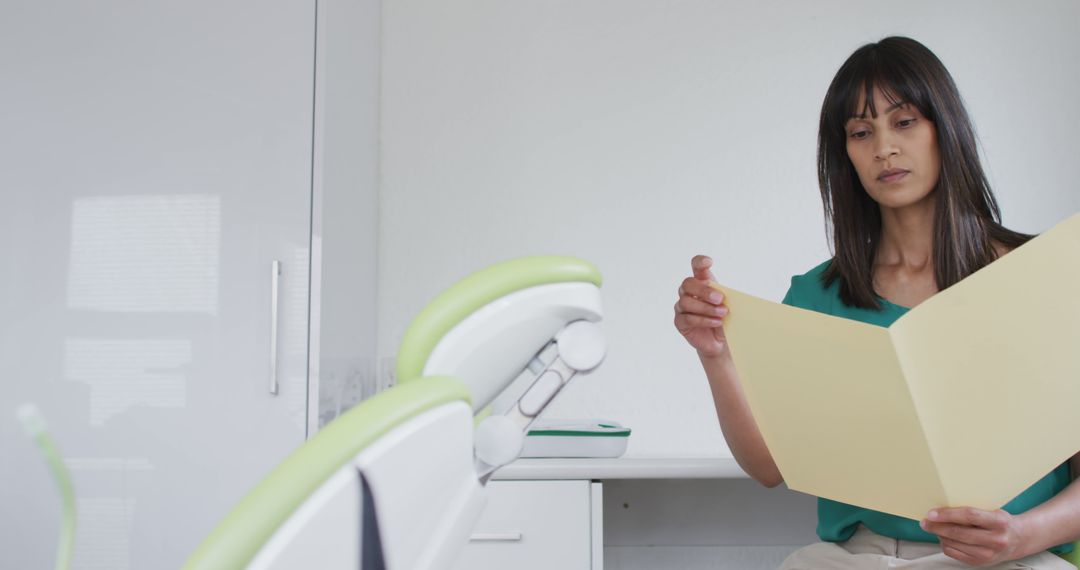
left=844, top=89, right=941, bottom=211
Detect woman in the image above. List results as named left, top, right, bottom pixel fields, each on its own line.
left=673, top=37, right=1080, bottom=569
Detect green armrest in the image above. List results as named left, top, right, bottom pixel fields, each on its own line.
left=1063, top=464, right=1080, bottom=566
left=396, top=255, right=602, bottom=384
left=1060, top=544, right=1079, bottom=566
left=184, top=376, right=471, bottom=570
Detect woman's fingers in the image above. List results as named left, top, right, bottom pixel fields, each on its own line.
left=939, top=539, right=993, bottom=565
left=925, top=508, right=1008, bottom=531
left=675, top=295, right=728, bottom=318
left=922, top=508, right=1024, bottom=566
left=680, top=276, right=724, bottom=305
left=676, top=256, right=730, bottom=356
left=691, top=255, right=716, bottom=283
left=924, top=522, right=993, bottom=546
left=674, top=311, right=725, bottom=332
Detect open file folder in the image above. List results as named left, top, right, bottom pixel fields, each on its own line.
left=714, top=212, right=1080, bottom=521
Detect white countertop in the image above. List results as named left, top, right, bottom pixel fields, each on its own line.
left=491, top=456, right=749, bottom=480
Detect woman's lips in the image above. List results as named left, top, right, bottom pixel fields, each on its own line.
left=878, top=169, right=909, bottom=183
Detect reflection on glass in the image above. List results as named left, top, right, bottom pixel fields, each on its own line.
left=67, top=195, right=221, bottom=314
left=64, top=458, right=154, bottom=472
left=65, top=339, right=190, bottom=427
left=73, top=497, right=136, bottom=570
left=63, top=459, right=153, bottom=570
left=283, top=244, right=310, bottom=431
left=317, top=356, right=392, bottom=427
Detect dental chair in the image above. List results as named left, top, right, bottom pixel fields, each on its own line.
left=183, top=255, right=606, bottom=570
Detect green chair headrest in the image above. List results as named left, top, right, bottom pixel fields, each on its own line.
left=395, top=256, right=602, bottom=384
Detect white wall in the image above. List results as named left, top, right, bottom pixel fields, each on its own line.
left=379, top=1, right=1080, bottom=458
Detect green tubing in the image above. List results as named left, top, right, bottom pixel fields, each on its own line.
left=17, top=404, right=76, bottom=570
left=396, top=256, right=602, bottom=384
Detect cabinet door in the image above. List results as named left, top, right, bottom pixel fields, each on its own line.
left=453, top=480, right=597, bottom=570
left=0, top=2, right=315, bottom=568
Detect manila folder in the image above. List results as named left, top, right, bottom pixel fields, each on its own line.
left=716, top=212, right=1080, bottom=521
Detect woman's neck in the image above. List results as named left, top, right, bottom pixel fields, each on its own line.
left=873, top=201, right=939, bottom=308
left=877, top=200, right=935, bottom=271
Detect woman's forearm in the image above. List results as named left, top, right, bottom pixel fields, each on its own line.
left=1015, top=464, right=1080, bottom=557
left=699, top=350, right=783, bottom=487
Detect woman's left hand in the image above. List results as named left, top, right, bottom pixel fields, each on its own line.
left=921, top=507, right=1031, bottom=566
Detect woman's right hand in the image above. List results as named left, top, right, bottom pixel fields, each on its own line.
left=674, top=255, right=730, bottom=358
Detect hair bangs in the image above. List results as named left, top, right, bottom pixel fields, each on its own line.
left=826, top=49, right=935, bottom=137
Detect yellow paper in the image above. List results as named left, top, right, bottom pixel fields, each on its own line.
left=715, top=212, right=1080, bottom=521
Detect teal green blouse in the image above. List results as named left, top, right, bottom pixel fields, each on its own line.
left=781, top=260, right=1073, bottom=554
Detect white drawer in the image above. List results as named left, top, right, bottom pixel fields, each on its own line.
left=452, top=480, right=599, bottom=570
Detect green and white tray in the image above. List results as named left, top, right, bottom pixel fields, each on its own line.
left=522, top=419, right=631, bottom=458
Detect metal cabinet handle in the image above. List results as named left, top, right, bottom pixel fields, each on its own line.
left=269, top=260, right=281, bottom=395
left=468, top=532, right=523, bottom=542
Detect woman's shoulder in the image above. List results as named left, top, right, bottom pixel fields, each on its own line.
left=793, top=259, right=833, bottom=282
left=782, top=259, right=837, bottom=309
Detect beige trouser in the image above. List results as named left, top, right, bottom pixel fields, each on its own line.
left=778, top=525, right=1076, bottom=569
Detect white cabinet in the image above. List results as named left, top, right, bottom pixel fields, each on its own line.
left=453, top=480, right=603, bottom=570
left=0, top=2, right=317, bottom=568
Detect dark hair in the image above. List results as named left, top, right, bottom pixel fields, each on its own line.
left=817, top=36, right=1033, bottom=309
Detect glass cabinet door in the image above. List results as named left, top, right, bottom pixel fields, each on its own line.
left=0, top=2, right=315, bottom=568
